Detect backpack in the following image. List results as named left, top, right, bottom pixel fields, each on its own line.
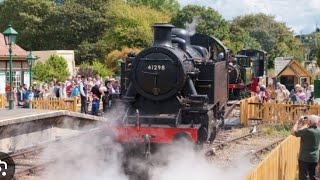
left=56, top=88, right=60, bottom=98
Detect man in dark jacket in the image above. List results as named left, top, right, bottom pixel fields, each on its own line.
left=291, top=115, right=320, bottom=180
left=91, top=82, right=102, bottom=115
left=79, top=76, right=88, bottom=114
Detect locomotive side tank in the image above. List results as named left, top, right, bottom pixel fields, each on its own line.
left=113, top=23, right=229, bottom=147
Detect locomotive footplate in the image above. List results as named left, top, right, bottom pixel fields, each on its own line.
left=112, top=124, right=201, bottom=144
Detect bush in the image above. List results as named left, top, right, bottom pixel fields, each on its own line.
left=32, top=54, right=70, bottom=83
left=77, top=60, right=112, bottom=79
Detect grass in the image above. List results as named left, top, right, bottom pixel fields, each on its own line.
left=260, top=122, right=292, bottom=137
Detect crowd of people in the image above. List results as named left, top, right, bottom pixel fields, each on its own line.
left=254, top=82, right=315, bottom=103
left=5, top=74, right=120, bottom=115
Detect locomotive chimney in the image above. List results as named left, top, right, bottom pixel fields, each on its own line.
left=152, top=23, right=174, bottom=47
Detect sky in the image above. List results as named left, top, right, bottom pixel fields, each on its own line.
left=177, top=0, right=320, bottom=35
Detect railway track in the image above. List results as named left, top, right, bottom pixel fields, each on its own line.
left=5, top=128, right=108, bottom=179
left=224, top=100, right=240, bottom=119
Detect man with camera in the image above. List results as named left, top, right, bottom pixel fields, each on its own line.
left=291, top=115, right=320, bottom=180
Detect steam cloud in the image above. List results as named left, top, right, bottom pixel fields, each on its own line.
left=36, top=103, right=252, bottom=180
left=39, top=131, right=252, bottom=180
left=185, top=16, right=200, bottom=36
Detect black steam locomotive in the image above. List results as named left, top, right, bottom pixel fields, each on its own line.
left=228, top=49, right=267, bottom=99
left=112, top=23, right=229, bottom=148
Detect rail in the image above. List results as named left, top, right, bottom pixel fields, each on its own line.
left=30, top=98, right=78, bottom=112
left=0, top=94, right=5, bottom=109
left=244, top=134, right=300, bottom=180
left=240, top=97, right=320, bottom=125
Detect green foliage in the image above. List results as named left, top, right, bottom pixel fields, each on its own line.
left=261, top=122, right=291, bottom=137
left=32, top=55, right=70, bottom=82
left=32, top=62, right=52, bottom=83
left=77, top=61, right=112, bottom=78
left=231, top=13, right=303, bottom=68
left=0, top=0, right=109, bottom=62
left=105, top=47, right=141, bottom=73
left=92, top=60, right=112, bottom=78
left=127, top=0, right=180, bottom=14
left=171, top=5, right=229, bottom=40
left=223, top=24, right=261, bottom=53
left=0, top=0, right=56, bottom=50
left=316, top=46, right=320, bottom=67
left=77, top=62, right=96, bottom=78
left=99, top=0, right=171, bottom=54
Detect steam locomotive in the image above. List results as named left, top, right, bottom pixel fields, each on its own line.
left=111, top=23, right=229, bottom=150
left=228, top=49, right=267, bottom=99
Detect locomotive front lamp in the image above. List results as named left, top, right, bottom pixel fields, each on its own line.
left=26, top=51, right=36, bottom=87
left=3, top=24, right=18, bottom=110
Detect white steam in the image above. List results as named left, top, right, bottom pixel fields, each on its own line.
left=150, top=142, right=252, bottom=180
left=185, top=16, right=200, bottom=36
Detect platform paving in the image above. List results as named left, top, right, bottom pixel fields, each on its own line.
left=0, top=109, right=107, bottom=126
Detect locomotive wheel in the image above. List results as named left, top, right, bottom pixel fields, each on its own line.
left=209, top=126, right=217, bottom=144
left=198, top=125, right=208, bottom=144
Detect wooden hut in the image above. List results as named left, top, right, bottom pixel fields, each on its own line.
left=276, top=59, right=313, bottom=91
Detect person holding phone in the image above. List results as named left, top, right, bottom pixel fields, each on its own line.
left=291, top=115, right=320, bottom=180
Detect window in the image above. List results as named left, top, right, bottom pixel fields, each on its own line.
left=300, top=77, right=308, bottom=86
left=6, top=71, right=21, bottom=88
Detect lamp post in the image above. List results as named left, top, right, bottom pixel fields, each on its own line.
left=3, top=24, right=18, bottom=110
left=26, top=51, right=36, bottom=87
left=117, top=59, right=123, bottom=74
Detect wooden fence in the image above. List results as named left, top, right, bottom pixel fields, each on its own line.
left=240, top=97, right=320, bottom=125
left=30, top=98, right=78, bottom=112
left=244, top=135, right=300, bottom=180
left=0, top=94, right=5, bottom=109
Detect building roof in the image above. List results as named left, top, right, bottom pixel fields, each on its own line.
left=0, top=33, right=28, bottom=57
left=276, top=59, right=313, bottom=79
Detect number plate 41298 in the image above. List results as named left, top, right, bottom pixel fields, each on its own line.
left=147, top=65, right=166, bottom=71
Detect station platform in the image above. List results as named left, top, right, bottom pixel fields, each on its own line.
left=0, top=109, right=106, bottom=126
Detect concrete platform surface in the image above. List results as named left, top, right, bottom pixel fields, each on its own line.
left=0, top=109, right=106, bottom=126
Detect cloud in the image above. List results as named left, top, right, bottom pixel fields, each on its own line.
left=177, top=0, right=320, bottom=34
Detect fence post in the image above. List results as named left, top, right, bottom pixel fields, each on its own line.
left=73, top=97, right=78, bottom=112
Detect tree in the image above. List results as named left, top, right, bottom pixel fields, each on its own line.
left=126, top=0, right=180, bottom=14
left=105, top=47, right=141, bottom=74
left=32, top=55, right=70, bottom=82
left=223, top=24, right=261, bottom=54
left=316, top=46, right=320, bottom=68
left=32, top=62, right=52, bottom=83
left=92, top=60, right=112, bottom=78
left=97, top=0, right=170, bottom=55
left=0, top=0, right=110, bottom=63
left=231, top=13, right=303, bottom=68
left=46, top=55, right=70, bottom=82
left=171, top=5, right=229, bottom=40
left=77, top=60, right=112, bottom=79
left=0, top=0, right=56, bottom=50
left=77, top=62, right=96, bottom=78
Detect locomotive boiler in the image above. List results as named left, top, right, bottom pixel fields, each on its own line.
left=112, top=23, right=229, bottom=149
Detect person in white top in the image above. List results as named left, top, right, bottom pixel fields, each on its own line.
left=275, top=84, right=286, bottom=103
left=48, top=81, right=56, bottom=98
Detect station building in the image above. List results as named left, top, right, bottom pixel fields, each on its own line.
left=0, top=33, right=29, bottom=94
left=0, top=33, right=76, bottom=94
